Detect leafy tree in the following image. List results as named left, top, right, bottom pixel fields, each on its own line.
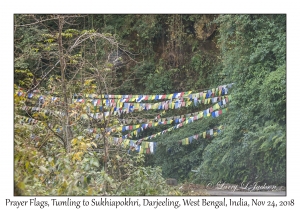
left=14, top=14, right=171, bottom=195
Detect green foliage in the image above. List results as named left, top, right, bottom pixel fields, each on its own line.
left=146, top=115, right=224, bottom=182
left=194, top=14, right=286, bottom=186
left=14, top=69, right=34, bottom=88
left=260, top=65, right=286, bottom=124
left=186, top=51, right=221, bottom=90
left=144, top=71, right=174, bottom=94
left=14, top=129, right=171, bottom=195
left=14, top=15, right=178, bottom=195
left=197, top=124, right=286, bottom=185
left=108, top=154, right=171, bottom=195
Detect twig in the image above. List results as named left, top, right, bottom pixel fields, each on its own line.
left=26, top=60, right=60, bottom=94
left=46, top=123, right=65, bottom=146
left=15, top=15, right=84, bottom=27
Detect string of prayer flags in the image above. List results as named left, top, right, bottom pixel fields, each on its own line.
left=124, top=105, right=229, bottom=142
left=16, top=88, right=232, bottom=119
left=120, top=125, right=224, bottom=155
left=16, top=83, right=232, bottom=147
left=179, top=125, right=224, bottom=145
left=120, top=139, right=158, bottom=154
left=15, top=115, right=62, bottom=132
left=15, top=115, right=41, bottom=125
left=86, top=98, right=228, bottom=133
left=17, top=83, right=233, bottom=105
left=84, top=83, right=233, bottom=101
left=105, top=95, right=231, bottom=113
left=123, top=120, right=174, bottom=137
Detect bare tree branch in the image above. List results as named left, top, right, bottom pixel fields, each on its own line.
left=26, top=60, right=60, bottom=94
left=46, top=123, right=65, bottom=146
left=15, top=14, right=85, bottom=27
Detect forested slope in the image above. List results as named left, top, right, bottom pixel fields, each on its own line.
left=14, top=14, right=286, bottom=195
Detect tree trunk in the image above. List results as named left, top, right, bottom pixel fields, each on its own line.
left=58, top=15, right=73, bottom=153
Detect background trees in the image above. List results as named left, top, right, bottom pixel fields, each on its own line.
left=197, top=14, right=286, bottom=185
left=14, top=14, right=286, bottom=195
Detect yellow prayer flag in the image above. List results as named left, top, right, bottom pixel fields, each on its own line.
left=200, top=112, right=203, bottom=118
left=145, top=142, right=150, bottom=148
